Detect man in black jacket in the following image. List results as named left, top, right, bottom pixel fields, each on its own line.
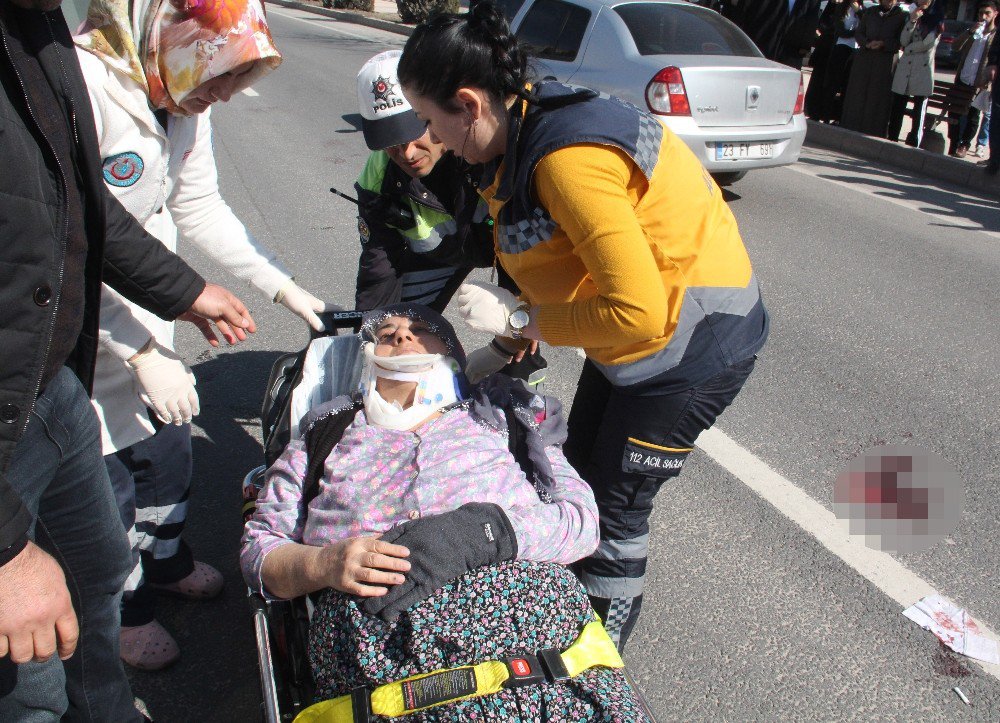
left=0, top=0, right=256, bottom=718
left=721, top=0, right=821, bottom=65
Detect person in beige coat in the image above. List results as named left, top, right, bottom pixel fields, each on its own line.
left=887, top=0, right=943, bottom=146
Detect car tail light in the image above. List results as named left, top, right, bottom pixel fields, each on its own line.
left=793, top=73, right=805, bottom=115
left=646, top=67, right=691, bottom=116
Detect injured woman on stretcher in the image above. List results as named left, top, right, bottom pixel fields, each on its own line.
left=241, top=303, right=645, bottom=721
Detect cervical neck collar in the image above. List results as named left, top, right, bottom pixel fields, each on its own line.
left=360, top=343, right=464, bottom=431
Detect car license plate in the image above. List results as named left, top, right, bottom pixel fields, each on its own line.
left=715, top=141, right=775, bottom=160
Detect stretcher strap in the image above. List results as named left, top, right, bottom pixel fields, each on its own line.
left=293, top=619, right=623, bottom=722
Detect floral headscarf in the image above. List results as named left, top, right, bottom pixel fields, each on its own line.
left=76, top=0, right=149, bottom=91
left=76, top=0, right=281, bottom=114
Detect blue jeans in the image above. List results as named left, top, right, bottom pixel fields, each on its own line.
left=990, top=95, right=999, bottom=161
left=0, top=367, right=139, bottom=722
left=978, top=102, right=990, bottom=148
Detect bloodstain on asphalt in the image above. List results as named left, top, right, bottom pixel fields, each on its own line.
left=932, top=641, right=972, bottom=678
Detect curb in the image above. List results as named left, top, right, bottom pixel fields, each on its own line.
left=805, top=119, right=999, bottom=200
left=267, top=0, right=413, bottom=36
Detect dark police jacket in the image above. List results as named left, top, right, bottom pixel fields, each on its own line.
left=353, top=151, right=494, bottom=312
left=0, top=2, right=205, bottom=557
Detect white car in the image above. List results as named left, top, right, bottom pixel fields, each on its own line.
left=498, top=0, right=808, bottom=184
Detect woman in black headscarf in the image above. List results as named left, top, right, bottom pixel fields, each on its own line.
left=841, top=0, right=908, bottom=136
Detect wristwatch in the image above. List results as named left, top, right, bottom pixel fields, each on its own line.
left=507, top=303, right=530, bottom=339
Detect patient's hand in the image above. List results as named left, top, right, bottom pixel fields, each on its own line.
left=313, top=536, right=411, bottom=597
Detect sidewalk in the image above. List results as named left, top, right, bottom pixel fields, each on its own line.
left=266, top=0, right=463, bottom=33
left=806, top=120, right=998, bottom=198
left=266, top=0, right=1000, bottom=200
left=267, top=0, right=415, bottom=34
left=800, top=68, right=999, bottom=200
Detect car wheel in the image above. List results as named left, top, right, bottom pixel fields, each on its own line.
left=711, top=171, right=747, bottom=186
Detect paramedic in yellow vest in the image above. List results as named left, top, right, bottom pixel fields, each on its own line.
left=398, top=3, right=770, bottom=651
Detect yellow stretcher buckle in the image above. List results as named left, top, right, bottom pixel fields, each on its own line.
left=293, top=618, right=623, bottom=723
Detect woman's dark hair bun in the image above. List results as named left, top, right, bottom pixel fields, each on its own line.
left=398, top=1, right=530, bottom=107
left=468, top=0, right=507, bottom=30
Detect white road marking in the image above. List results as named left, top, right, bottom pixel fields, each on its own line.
left=788, top=157, right=1000, bottom=241
left=267, top=6, right=391, bottom=41
left=241, top=87, right=260, bottom=97
left=697, top=425, right=1000, bottom=682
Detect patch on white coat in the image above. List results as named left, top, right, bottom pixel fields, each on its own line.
left=102, top=152, right=144, bottom=187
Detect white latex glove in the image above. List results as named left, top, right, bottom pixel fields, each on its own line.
left=128, top=341, right=200, bottom=425
left=464, top=343, right=513, bottom=384
left=275, top=281, right=342, bottom=332
left=454, top=281, right=520, bottom=336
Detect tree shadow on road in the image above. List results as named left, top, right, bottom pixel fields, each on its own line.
left=127, top=350, right=282, bottom=723
left=798, top=153, right=999, bottom=233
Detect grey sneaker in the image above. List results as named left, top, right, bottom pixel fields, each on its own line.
left=974, top=145, right=988, bottom=158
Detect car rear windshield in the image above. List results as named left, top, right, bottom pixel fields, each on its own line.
left=613, top=3, right=761, bottom=57
left=941, top=20, right=972, bottom=35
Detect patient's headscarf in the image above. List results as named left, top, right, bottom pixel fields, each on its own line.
left=76, top=0, right=281, bottom=114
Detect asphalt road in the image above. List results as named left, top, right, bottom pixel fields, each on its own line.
left=127, top=7, right=1000, bottom=720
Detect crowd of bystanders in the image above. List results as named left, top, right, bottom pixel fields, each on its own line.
left=716, top=0, right=998, bottom=175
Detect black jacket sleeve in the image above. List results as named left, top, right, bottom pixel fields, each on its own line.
left=100, top=188, right=205, bottom=320
left=354, top=202, right=405, bottom=311
left=989, top=35, right=999, bottom=66
left=0, top=485, right=31, bottom=563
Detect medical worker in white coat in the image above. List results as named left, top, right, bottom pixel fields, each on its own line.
left=74, top=0, right=334, bottom=669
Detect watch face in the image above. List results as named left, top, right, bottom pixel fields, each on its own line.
left=509, top=309, right=530, bottom=330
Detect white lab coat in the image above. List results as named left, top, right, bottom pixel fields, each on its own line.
left=77, top=48, right=292, bottom=454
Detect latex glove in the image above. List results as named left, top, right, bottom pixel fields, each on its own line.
left=275, top=280, right=341, bottom=332
left=454, top=280, right=520, bottom=336
left=128, top=341, right=200, bottom=425
left=464, top=343, right=513, bottom=384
